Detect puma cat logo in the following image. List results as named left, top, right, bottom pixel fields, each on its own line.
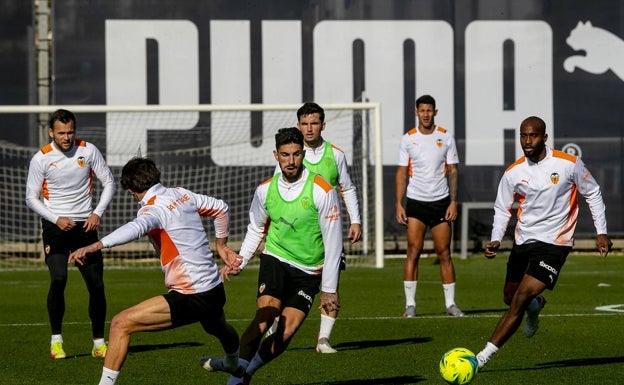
left=563, top=21, right=624, bottom=81
left=278, top=217, right=298, bottom=231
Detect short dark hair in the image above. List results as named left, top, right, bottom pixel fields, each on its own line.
left=297, top=102, right=325, bottom=122
left=120, top=157, right=161, bottom=193
left=415, top=95, right=436, bottom=109
left=275, top=127, right=304, bottom=150
left=48, top=109, right=76, bottom=130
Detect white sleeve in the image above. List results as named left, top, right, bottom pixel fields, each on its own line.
left=100, top=208, right=161, bottom=248
left=334, top=150, right=361, bottom=225
left=397, top=134, right=410, bottom=166
left=25, top=154, right=58, bottom=223
left=490, top=173, right=514, bottom=243
left=574, top=159, right=608, bottom=235
left=90, top=145, right=116, bottom=218
left=315, top=184, right=343, bottom=293
left=446, top=135, right=460, bottom=165
left=238, top=183, right=270, bottom=269
left=190, top=189, right=230, bottom=238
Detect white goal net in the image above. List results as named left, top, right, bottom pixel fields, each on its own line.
left=0, top=103, right=383, bottom=270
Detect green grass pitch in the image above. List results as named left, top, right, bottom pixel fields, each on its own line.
left=1, top=254, right=622, bottom=384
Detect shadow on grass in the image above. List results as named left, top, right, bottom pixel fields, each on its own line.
left=536, top=356, right=624, bottom=368
left=128, top=341, right=203, bottom=353
left=303, top=375, right=426, bottom=384
left=290, top=336, right=432, bottom=352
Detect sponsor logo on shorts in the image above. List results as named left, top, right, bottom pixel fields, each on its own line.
left=258, top=283, right=266, bottom=294
left=539, top=260, right=558, bottom=275
left=45, top=244, right=50, bottom=255
left=298, top=290, right=312, bottom=304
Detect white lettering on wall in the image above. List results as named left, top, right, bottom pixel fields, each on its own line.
left=465, top=21, right=553, bottom=165
left=314, top=21, right=454, bottom=165
left=211, top=20, right=302, bottom=166
left=105, top=20, right=199, bottom=166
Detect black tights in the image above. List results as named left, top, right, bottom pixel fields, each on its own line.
left=46, top=253, right=106, bottom=338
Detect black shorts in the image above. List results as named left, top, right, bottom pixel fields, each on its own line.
left=257, top=254, right=321, bottom=314
left=41, top=218, right=103, bottom=263
left=506, top=241, right=571, bottom=290
left=405, top=197, right=450, bottom=228
left=164, top=283, right=226, bottom=328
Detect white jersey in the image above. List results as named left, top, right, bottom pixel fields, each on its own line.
left=239, top=168, right=343, bottom=293
left=100, top=184, right=229, bottom=294
left=397, top=126, right=459, bottom=201
left=274, top=139, right=361, bottom=225
left=491, top=147, right=608, bottom=246
left=25, top=140, right=115, bottom=223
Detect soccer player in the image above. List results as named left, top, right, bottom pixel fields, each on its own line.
left=475, top=116, right=612, bottom=369
left=215, top=127, right=342, bottom=385
left=395, top=95, right=464, bottom=318
left=68, top=157, right=242, bottom=385
left=25, top=109, right=115, bottom=359
left=268, top=102, right=361, bottom=353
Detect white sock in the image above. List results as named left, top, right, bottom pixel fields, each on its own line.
left=226, top=359, right=249, bottom=385
left=246, top=352, right=266, bottom=376
left=98, top=367, right=119, bottom=385
left=403, top=281, right=417, bottom=307
left=318, top=314, right=336, bottom=341
left=478, top=342, right=499, bottom=360
left=93, top=338, right=106, bottom=348
left=442, top=282, right=456, bottom=308
left=51, top=334, right=63, bottom=344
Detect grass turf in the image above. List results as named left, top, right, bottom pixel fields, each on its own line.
left=0, top=254, right=622, bottom=384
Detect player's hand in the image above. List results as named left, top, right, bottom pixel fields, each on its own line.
left=219, top=265, right=239, bottom=281
left=83, top=214, right=101, bottom=232
left=347, top=224, right=362, bottom=244
left=319, top=291, right=340, bottom=313
left=596, top=234, right=612, bottom=258
left=484, top=241, right=500, bottom=259
left=68, top=241, right=102, bottom=266
left=56, top=217, right=76, bottom=232
left=395, top=205, right=408, bottom=226
left=445, top=201, right=458, bottom=222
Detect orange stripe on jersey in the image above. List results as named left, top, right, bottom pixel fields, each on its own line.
left=407, top=159, right=413, bottom=177
left=330, top=143, right=345, bottom=154
left=406, top=127, right=418, bottom=135
left=88, top=170, right=94, bottom=195
left=42, top=179, right=49, bottom=200
left=314, top=174, right=333, bottom=193
left=260, top=176, right=273, bottom=186
left=147, top=228, right=180, bottom=266
left=146, top=196, right=157, bottom=205
left=198, top=208, right=225, bottom=217
left=514, top=193, right=525, bottom=218
left=41, top=143, right=53, bottom=154
left=505, top=156, right=526, bottom=172
left=551, top=149, right=577, bottom=163
left=436, top=126, right=448, bottom=134
left=555, top=184, right=579, bottom=244
left=75, top=139, right=87, bottom=147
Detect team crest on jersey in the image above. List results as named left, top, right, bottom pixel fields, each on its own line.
left=301, top=196, right=312, bottom=210
left=550, top=172, right=560, bottom=184
left=436, top=139, right=443, bottom=148
left=44, top=244, right=50, bottom=255
left=77, top=156, right=87, bottom=167
left=258, top=282, right=266, bottom=294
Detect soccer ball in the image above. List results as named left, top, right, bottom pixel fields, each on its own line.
left=439, top=347, right=478, bottom=385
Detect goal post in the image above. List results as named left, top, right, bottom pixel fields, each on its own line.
left=0, top=102, right=384, bottom=270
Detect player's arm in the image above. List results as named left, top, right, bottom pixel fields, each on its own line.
left=395, top=165, right=408, bottom=226
left=572, top=159, right=611, bottom=257
left=334, top=150, right=361, bottom=243
left=69, top=209, right=160, bottom=265
left=445, top=162, right=459, bottom=222
left=25, top=155, right=62, bottom=224
left=487, top=174, right=514, bottom=259
left=88, top=145, right=116, bottom=231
